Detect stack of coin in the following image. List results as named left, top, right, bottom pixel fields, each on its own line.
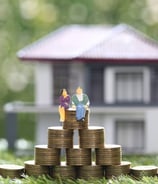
left=79, top=126, right=104, bottom=148
left=51, top=161, right=76, bottom=179
left=35, top=145, right=60, bottom=165
left=48, top=127, right=73, bottom=148
left=64, top=109, right=89, bottom=129
left=130, top=165, right=158, bottom=179
left=96, top=144, right=122, bottom=165
left=77, top=161, right=104, bottom=179
left=105, top=161, right=131, bottom=179
left=24, top=160, right=49, bottom=177
left=0, top=164, right=24, bottom=178
left=66, top=145, right=91, bottom=165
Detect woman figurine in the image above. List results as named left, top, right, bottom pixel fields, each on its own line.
left=71, top=87, right=90, bottom=122
left=58, top=89, right=70, bottom=123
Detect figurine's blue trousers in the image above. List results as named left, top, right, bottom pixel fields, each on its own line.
left=76, top=104, right=86, bottom=120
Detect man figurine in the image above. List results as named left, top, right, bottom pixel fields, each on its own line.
left=71, top=87, right=90, bottom=122
left=58, top=88, right=70, bottom=123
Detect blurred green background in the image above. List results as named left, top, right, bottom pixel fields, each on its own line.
left=0, top=0, right=158, bottom=142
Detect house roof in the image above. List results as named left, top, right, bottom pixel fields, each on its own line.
left=17, top=24, right=158, bottom=63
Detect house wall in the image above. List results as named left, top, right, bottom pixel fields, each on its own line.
left=145, top=109, right=158, bottom=153
left=35, top=63, right=53, bottom=105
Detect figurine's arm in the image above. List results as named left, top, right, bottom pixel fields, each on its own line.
left=83, top=94, right=90, bottom=108
left=71, top=95, right=77, bottom=109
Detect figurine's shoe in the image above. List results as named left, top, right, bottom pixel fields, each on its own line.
left=77, top=118, right=85, bottom=122
left=59, top=121, right=64, bottom=126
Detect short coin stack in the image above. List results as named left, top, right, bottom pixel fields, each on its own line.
left=50, top=161, right=76, bottom=179
left=24, top=160, right=49, bottom=177
left=0, top=164, right=24, bottom=178
left=96, top=144, right=122, bottom=165
left=105, top=161, right=131, bottom=179
left=130, top=165, right=158, bottom=179
left=63, top=109, right=89, bottom=129
left=66, top=145, right=92, bottom=165
left=78, top=161, right=104, bottom=179
left=79, top=126, right=104, bottom=148
left=48, top=127, right=73, bottom=148
left=35, top=145, right=60, bottom=165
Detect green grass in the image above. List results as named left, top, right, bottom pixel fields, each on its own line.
left=1, top=151, right=158, bottom=184
left=1, top=175, right=158, bottom=184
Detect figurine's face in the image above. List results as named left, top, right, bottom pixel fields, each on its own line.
left=76, top=87, right=82, bottom=94
left=62, top=89, right=67, bottom=96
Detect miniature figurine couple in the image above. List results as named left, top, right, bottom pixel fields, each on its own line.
left=58, top=87, right=90, bottom=123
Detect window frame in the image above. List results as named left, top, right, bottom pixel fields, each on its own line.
left=104, top=66, right=150, bottom=104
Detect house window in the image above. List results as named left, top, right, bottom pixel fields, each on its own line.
left=104, top=67, right=150, bottom=104
left=115, top=72, right=143, bottom=103
left=115, top=120, right=145, bottom=153
left=88, top=65, right=104, bottom=105
left=53, top=63, right=70, bottom=104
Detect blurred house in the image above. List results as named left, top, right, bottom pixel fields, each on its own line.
left=17, top=24, right=158, bottom=154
